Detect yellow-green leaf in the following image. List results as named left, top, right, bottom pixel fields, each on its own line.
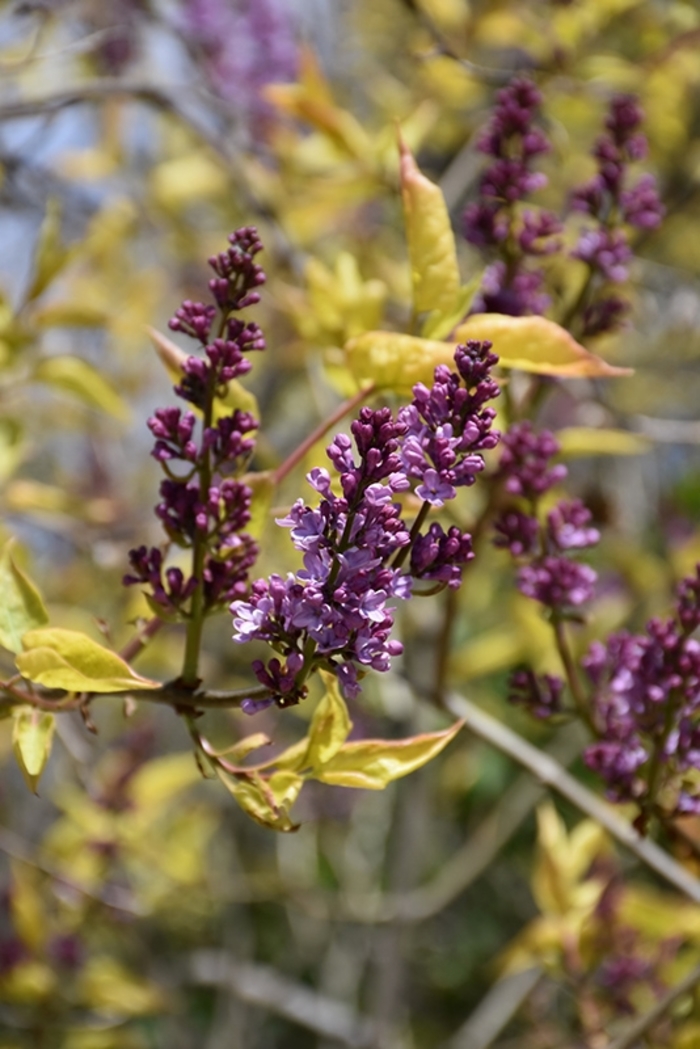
left=557, top=426, right=651, bottom=457
left=12, top=707, right=55, bottom=793
left=16, top=628, right=159, bottom=693
left=313, top=719, right=463, bottom=789
left=399, top=135, right=460, bottom=317
left=305, top=671, right=352, bottom=769
left=421, top=274, right=482, bottom=340
left=0, top=539, right=48, bottom=654
left=344, top=331, right=456, bottom=392
left=453, top=315, right=632, bottom=377
left=32, top=301, right=108, bottom=328
left=33, top=356, right=129, bottom=422
left=210, top=732, right=272, bottom=763
left=241, top=471, right=275, bottom=541
left=26, top=199, right=72, bottom=302
left=214, top=767, right=299, bottom=832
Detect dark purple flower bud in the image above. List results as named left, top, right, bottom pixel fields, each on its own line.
left=518, top=209, right=562, bottom=255
left=621, top=174, right=664, bottom=230
left=410, top=523, right=473, bottom=587
left=581, top=295, right=630, bottom=337
left=508, top=668, right=564, bottom=718
left=547, top=499, right=600, bottom=551
left=518, top=556, right=597, bottom=608
left=676, top=566, right=700, bottom=634
left=169, top=300, right=217, bottom=342
left=463, top=202, right=508, bottom=247
left=572, top=228, right=632, bottom=282
left=498, top=421, right=567, bottom=499
left=493, top=509, right=540, bottom=556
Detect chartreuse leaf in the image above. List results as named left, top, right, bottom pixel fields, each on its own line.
left=305, top=670, right=352, bottom=769
left=453, top=315, right=632, bottom=377
left=399, top=135, right=460, bottom=317
left=0, top=539, right=48, bottom=654
left=12, top=707, right=55, bottom=793
left=33, top=356, right=129, bottom=422
left=26, top=199, right=73, bottom=302
left=210, top=732, right=272, bottom=763
left=16, top=628, right=159, bottom=693
left=241, top=471, right=275, bottom=541
left=557, top=426, right=650, bottom=457
left=345, top=314, right=631, bottom=392
left=312, top=719, right=463, bottom=790
left=421, top=273, right=482, bottom=340
left=214, top=766, right=300, bottom=832
left=78, top=956, right=164, bottom=1016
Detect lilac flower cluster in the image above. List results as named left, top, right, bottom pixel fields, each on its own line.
left=494, top=422, right=599, bottom=610
left=462, top=77, right=561, bottom=316
left=582, top=566, right=700, bottom=818
left=183, top=0, right=298, bottom=130
left=124, top=228, right=265, bottom=617
left=231, top=342, right=500, bottom=711
left=570, top=95, right=664, bottom=336
left=463, top=78, right=664, bottom=336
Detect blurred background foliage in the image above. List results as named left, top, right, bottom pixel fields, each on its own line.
left=1, top=0, right=700, bottom=1045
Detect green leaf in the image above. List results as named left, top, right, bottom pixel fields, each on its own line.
left=26, top=199, right=72, bottom=303
left=313, top=719, right=463, bottom=790
left=344, top=331, right=458, bottom=392
left=0, top=540, right=49, bottom=654
left=32, top=301, right=108, bottom=328
left=453, top=315, right=633, bottom=377
left=557, top=426, right=651, bottom=457
left=0, top=418, right=24, bottom=483
left=345, top=314, right=632, bottom=393
left=305, top=670, right=352, bottom=769
left=399, top=135, right=460, bottom=317
left=33, top=356, right=129, bottom=422
left=421, top=274, right=482, bottom=340
left=240, top=471, right=275, bottom=541
left=16, top=628, right=160, bottom=693
left=12, top=707, right=55, bottom=793
left=209, top=732, right=272, bottom=763
left=214, top=767, right=300, bottom=831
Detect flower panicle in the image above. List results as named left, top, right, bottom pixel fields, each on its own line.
left=124, top=228, right=266, bottom=617
left=231, top=341, right=501, bottom=711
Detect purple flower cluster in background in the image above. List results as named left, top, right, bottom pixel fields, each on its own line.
left=582, top=567, right=700, bottom=817
left=124, top=228, right=265, bottom=617
left=231, top=342, right=500, bottom=711
left=495, top=422, right=700, bottom=819
left=463, top=77, right=561, bottom=316
left=182, top=0, right=298, bottom=129
left=463, top=78, right=663, bottom=335
left=494, top=421, right=599, bottom=611
left=570, top=95, right=664, bottom=336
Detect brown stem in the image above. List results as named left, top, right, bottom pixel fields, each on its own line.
left=271, top=384, right=375, bottom=486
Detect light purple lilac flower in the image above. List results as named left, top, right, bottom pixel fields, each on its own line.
left=231, top=342, right=500, bottom=709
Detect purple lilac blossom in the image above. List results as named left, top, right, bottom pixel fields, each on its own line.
left=182, top=0, right=298, bottom=129
left=570, top=95, right=664, bottom=337
left=231, top=342, right=500, bottom=709
left=582, top=570, right=700, bottom=816
left=463, top=76, right=561, bottom=317
left=124, top=228, right=265, bottom=615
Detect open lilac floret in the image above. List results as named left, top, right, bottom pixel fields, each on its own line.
left=231, top=341, right=500, bottom=710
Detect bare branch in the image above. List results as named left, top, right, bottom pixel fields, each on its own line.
left=444, top=693, right=700, bottom=905
left=190, top=951, right=405, bottom=1049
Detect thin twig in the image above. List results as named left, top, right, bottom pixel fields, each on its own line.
left=443, top=693, right=700, bottom=905
left=190, top=951, right=405, bottom=1049
left=118, top=615, right=163, bottom=664
left=607, top=961, right=700, bottom=1049
left=272, top=384, right=375, bottom=486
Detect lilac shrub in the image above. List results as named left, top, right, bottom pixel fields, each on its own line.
left=232, top=342, right=500, bottom=710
